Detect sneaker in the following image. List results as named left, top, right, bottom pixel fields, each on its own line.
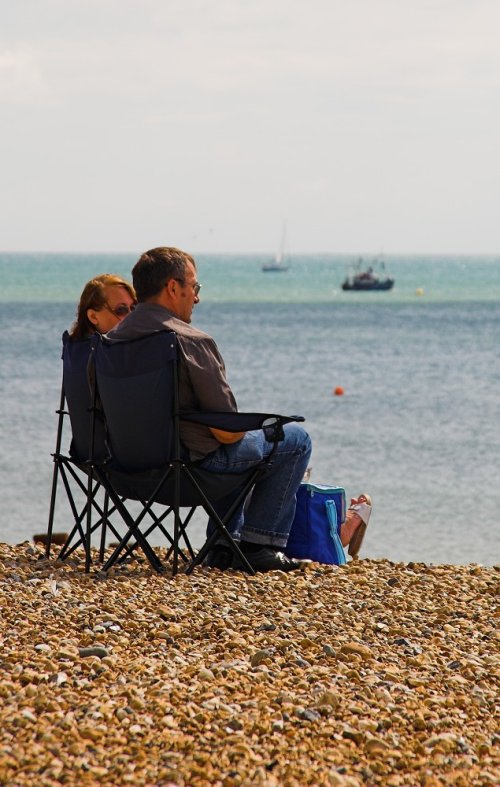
left=233, top=546, right=304, bottom=573
left=202, top=545, right=234, bottom=571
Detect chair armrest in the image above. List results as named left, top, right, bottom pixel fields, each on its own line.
left=179, top=411, right=305, bottom=442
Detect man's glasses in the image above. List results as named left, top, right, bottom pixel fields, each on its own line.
left=175, top=279, right=201, bottom=296
left=104, top=303, right=136, bottom=317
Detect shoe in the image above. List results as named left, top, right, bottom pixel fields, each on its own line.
left=342, top=493, right=372, bottom=559
left=33, top=532, right=68, bottom=547
left=202, top=545, right=234, bottom=570
left=347, top=522, right=367, bottom=559
left=233, top=546, right=304, bottom=573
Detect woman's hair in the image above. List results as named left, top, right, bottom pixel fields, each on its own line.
left=70, top=273, right=136, bottom=340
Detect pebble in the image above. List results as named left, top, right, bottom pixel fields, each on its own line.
left=78, top=646, right=109, bottom=659
left=0, top=542, right=498, bottom=786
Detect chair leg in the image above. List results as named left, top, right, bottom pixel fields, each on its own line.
left=46, top=459, right=61, bottom=559
left=47, top=384, right=67, bottom=559
left=181, top=467, right=259, bottom=576
left=57, top=464, right=90, bottom=560
left=85, top=468, right=95, bottom=573
left=101, top=512, right=165, bottom=573
left=60, top=490, right=123, bottom=561
left=99, top=492, right=110, bottom=562
left=94, top=473, right=165, bottom=573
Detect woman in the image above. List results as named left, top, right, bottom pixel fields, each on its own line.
left=70, top=273, right=136, bottom=339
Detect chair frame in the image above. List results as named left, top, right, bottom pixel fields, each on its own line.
left=46, top=352, right=122, bottom=571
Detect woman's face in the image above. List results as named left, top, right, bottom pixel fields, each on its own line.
left=87, top=285, right=135, bottom=334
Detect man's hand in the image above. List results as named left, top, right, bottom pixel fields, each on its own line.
left=209, top=428, right=246, bottom=444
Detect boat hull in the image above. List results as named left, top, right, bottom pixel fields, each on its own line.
left=342, top=278, right=394, bottom=291
left=262, top=264, right=290, bottom=272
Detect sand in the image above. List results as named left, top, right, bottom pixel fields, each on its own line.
left=0, top=542, right=498, bottom=786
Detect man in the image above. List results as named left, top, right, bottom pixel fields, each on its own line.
left=107, top=246, right=312, bottom=572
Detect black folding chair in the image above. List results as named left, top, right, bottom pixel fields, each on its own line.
left=46, top=332, right=121, bottom=571
left=46, top=332, right=183, bottom=572
left=89, top=330, right=305, bottom=575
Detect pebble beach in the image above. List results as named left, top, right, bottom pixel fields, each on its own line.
left=0, top=542, right=498, bottom=786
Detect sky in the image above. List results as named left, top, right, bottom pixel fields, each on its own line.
left=1, top=0, right=499, bottom=254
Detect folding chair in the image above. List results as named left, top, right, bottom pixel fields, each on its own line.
left=89, top=330, right=305, bottom=575
left=46, top=332, right=179, bottom=572
left=46, top=331, right=119, bottom=571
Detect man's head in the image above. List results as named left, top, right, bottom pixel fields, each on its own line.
left=132, top=246, right=200, bottom=323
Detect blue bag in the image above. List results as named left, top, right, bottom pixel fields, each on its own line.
left=285, top=483, right=347, bottom=565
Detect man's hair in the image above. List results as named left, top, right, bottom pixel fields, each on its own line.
left=132, top=247, right=196, bottom=302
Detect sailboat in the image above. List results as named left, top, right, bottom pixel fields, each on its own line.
left=262, top=223, right=291, bottom=272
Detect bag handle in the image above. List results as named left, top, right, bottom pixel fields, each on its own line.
left=325, top=499, right=339, bottom=538
left=325, top=499, right=347, bottom=565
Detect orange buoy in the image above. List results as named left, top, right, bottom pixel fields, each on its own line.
left=333, top=386, right=344, bottom=396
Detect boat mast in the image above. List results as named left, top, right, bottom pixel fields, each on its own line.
left=276, top=220, right=287, bottom=264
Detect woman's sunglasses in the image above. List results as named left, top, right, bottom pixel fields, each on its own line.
left=104, top=303, right=136, bottom=317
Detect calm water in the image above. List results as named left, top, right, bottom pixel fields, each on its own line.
left=1, top=253, right=499, bottom=565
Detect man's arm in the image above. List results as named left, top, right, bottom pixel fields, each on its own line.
left=180, top=334, right=246, bottom=445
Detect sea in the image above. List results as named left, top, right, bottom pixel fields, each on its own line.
left=1, top=252, right=499, bottom=566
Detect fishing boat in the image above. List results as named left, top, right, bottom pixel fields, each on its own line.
left=262, top=223, right=290, bottom=272
left=341, top=257, right=394, bottom=291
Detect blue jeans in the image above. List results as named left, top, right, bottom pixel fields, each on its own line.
left=200, top=423, right=312, bottom=549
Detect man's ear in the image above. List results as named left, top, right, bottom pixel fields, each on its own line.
left=164, top=278, right=178, bottom=296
